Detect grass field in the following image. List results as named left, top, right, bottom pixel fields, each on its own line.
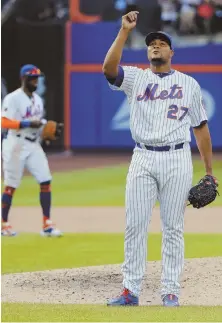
left=2, top=233, right=222, bottom=274
left=2, top=303, right=222, bottom=322
left=9, top=160, right=222, bottom=206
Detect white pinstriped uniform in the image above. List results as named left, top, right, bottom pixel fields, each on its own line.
left=109, top=66, right=207, bottom=298
left=2, top=89, right=52, bottom=188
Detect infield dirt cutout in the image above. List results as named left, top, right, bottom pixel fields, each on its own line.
left=2, top=206, right=222, bottom=306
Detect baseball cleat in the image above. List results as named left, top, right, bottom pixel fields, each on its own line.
left=162, top=294, right=179, bottom=307
left=1, top=222, right=17, bottom=236
left=40, top=219, right=63, bottom=237
left=107, top=288, right=139, bottom=306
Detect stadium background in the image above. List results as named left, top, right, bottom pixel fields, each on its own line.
left=2, top=0, right=222, bottom=151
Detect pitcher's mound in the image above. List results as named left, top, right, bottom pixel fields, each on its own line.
left=2, top=257, right=222, bottom=306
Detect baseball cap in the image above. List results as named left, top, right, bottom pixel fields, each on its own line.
left=20, top=64, right=44, bottom=77
left=145, top=31, right=173, bottom=50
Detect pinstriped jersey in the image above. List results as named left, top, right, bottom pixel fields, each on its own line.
left=109, top=67, right=207, bottom=145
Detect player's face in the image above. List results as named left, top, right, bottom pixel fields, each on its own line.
left=28, top=77, right=38, bottom=88
left=147, top=39, right=174, bottom=65
left=23, top=76, right=39, bottom=93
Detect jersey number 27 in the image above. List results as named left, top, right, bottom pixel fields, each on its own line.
left=167, top=105, right=188, bottom=121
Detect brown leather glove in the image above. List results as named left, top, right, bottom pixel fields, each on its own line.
left=41, top=120, right=64, bottom=141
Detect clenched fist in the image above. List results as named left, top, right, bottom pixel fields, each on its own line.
left=122, top=11, right=139, bottom=31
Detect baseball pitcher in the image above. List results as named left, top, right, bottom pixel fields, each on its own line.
left=1, top=64, right=63, bottom=237
left=103, top=11, right=219, bottom=306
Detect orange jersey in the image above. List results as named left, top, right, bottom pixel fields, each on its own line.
left=1, top=117, right=20, bottom=130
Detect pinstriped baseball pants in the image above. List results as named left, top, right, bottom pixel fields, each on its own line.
left=122, top=144, right=193, bottom=298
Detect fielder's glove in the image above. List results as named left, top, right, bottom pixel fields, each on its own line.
left=41, top=120, right=64, bottom=141
left=188, top=175, right=219, bottom=209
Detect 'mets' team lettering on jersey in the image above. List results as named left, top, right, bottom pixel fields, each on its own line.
left=137, top=83, right=183, bottom=101
left=109, top=66, right=207, bottom=146
left=22, top=105, right=42, bottom=119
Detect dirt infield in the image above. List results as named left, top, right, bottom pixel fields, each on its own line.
left=9, top=206, right=222, bottom=233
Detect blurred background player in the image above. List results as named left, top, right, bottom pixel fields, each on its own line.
left=1, top=64, right=62, bottom=237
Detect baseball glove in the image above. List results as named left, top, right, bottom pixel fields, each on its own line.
left=188, top=175, right=219, bottom=209
left=41, top=120, right=63, bottom=141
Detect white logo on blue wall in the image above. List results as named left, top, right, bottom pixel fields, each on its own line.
left=111, top=97, right=130, bottom=130
left=111, top=88, right=215, bottom=130
left=201, top=89, right=215, bottom=121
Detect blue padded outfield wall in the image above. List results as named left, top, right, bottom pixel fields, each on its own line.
left=67, top=22, right=222, bottom=149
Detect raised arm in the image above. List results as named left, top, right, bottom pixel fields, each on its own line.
left=102, top=11, right=139, bottom=78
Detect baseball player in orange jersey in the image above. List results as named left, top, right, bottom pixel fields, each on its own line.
left=1, top=64, right=62, bottom=237
left=103, top=11, right=218, bottom=306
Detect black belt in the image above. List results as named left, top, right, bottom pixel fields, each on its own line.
left=16, top=134, right=37, bottom=142
left=136, top=142, right=184, bottom=151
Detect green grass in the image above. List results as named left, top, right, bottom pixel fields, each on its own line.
left=2, top=233, right=222, bottom=274
left=4, top=160, right=222, bottom=206
left=2, top=303, right=222, bottom=322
